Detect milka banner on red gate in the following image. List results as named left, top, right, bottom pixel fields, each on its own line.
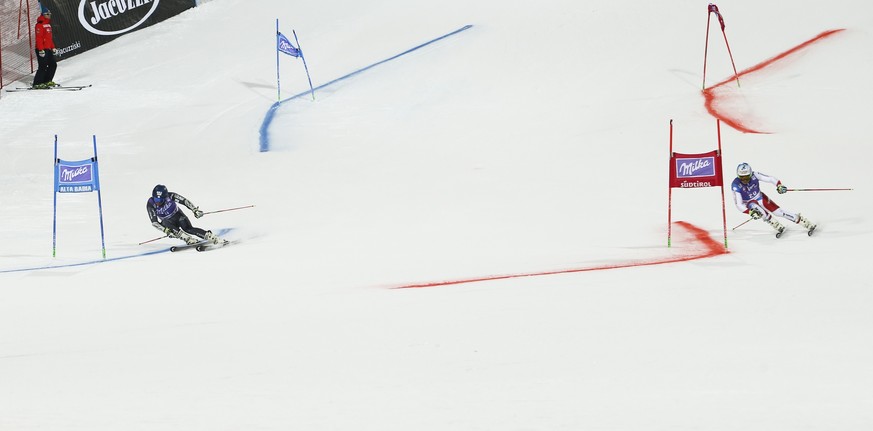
left=667, top=120, right=728, bottom=249
left=669, top=150, right=723, bottom=189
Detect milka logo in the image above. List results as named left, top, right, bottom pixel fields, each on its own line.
left=60, top=165, right=91, bottom=183
left=78, top=0, right=160, bottom=36
left=677, top=157, right=715, bottom=178
left=279, top=39, right=294, bottom=52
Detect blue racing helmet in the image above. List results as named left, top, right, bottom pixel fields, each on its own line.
left=152, top=184, right=169, bottom=202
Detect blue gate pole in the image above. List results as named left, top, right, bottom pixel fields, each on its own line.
left=276, top=19, right=281, bottom=101
left=52, top=135, right=58, bottom=257
left=93, top=135, right=107, bottom=259
left=293, top=30, right=315, bottom=101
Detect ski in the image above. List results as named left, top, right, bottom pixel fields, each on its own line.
left=170, top=241, right=210, bottom=252
left=774, top=225, right=817, bottom=238
left=56, top=84, right=92, bottom=90
left=196, top=240, right=234, bottom=252
left=170, top=234, right=232, bottom=252
left=6, top=87, right=86, bottom=92
left=6, top=84, right=91, bottom=92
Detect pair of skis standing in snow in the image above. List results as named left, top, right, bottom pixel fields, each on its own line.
left=731, top=163, right=816, bottom=238
left=146, top=184, right=229, bottom=250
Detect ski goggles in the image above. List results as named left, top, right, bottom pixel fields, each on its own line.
left=739, top=174, right=751, bottom=183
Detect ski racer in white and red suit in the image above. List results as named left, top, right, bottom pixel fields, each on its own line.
left=730, top=163, right=816, bottom=237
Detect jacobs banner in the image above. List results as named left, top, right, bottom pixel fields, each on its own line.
left=39, top=0, right=196, bottom=59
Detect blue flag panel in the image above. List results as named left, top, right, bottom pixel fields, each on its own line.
left=55, top=159, right=100, bottom=193
left=278, top=32, right=300, bottom=57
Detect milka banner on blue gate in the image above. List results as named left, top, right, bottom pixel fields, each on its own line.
left=52, top=135, right=108, bottom=259
left=55, top=158, right=100, bottom=193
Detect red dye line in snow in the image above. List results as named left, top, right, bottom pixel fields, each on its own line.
left=393, top=221, right=727, bottom=289
left=703, top=29, right=844, bottom=134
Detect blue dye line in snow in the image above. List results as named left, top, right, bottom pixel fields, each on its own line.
left=0, top=228, right=235, bottom=274
left=0, top=249, right=168, bottom=274
left=259, top=24, right=474, bottom=152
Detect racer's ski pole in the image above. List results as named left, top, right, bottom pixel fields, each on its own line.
left=732, top=218, right=754, bottom=230
left=203, top=205, right=255, bottom=215
left=786, top=188, right=853, bottom=192
left=139, top=235, right=167, bottom=245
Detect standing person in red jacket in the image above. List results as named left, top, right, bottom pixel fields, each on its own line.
left=33, top=5, right=58, bottom=89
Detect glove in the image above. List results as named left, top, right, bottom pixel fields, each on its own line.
left=749, top=207, right=764, bottom=220
left=52, top=48, right=59, bottom=57
left=193, top=208, right=204, bottom=219
left=776, top=183, right=788, bottom=194
left=38, top=50, right=45, bottom=57
left=154, top=222, right=177, bottom=238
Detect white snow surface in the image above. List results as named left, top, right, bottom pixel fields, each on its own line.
left=1, top=0, right=872, bottom=429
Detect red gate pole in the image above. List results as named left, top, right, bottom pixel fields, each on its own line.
left=702, top=9, right=712, bottom=89
left=717, top=120, right=728, bottom=248
left=668, top=120, right=674, bottom=247
left=721, top=28, right=741, bottom=87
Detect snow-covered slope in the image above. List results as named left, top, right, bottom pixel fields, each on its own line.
left=1, top=0, right=871, bottom=429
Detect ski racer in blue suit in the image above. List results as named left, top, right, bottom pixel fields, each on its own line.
left=731, top=163, right=816, bottom=236
left=147, top=184, right=224, bottom=245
